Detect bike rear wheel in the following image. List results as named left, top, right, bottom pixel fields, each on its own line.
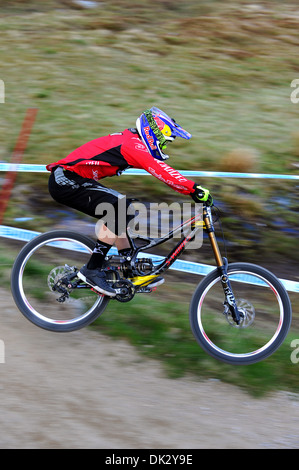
left=189, top=262, right=292, bottom=365
left=11, top=230, right=110, bottom=332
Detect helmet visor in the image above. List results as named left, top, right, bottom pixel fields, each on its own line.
left=150, top=107, right=192, bottom=140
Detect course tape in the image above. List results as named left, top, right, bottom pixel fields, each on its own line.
left=0, top=163, right=299, bottom=180
left=1, top=225, right=298, bottom=293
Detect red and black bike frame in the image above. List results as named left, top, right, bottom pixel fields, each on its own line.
left=128, top=203, right=241, bottom=324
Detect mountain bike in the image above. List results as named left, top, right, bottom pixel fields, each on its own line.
left=10, top=203, right=292, bottom=365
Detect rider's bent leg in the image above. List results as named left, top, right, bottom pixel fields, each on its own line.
left=48, top=168, right=133, bottom=295
left=96, top=223, right=131, bottom=253
left=78, top=224, right=132, bottom=297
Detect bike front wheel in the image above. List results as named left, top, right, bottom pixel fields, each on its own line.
left=189, top=262, right=292, bottom=365
left=11, top=230, right=110, bottom=332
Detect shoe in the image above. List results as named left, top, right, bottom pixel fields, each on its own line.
left=77, top=265, right=116, bottom=297
left=147, top=276, right=164, bottom=288
left=130, top=274, right=165, bottom=288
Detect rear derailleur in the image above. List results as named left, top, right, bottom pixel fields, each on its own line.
left=48, top=265, right=80, bottom=303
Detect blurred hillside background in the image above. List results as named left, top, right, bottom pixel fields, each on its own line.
left=0, top=0, right=298, bottom=262
left=0, top=0, right=298, bottom=391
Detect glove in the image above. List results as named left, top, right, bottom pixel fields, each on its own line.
left=191, top=184, right=213, bottom=206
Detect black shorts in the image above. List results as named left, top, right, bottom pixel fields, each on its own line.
left=48, top=167, right=132, bottom=235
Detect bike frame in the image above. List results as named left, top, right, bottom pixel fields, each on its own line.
left=127, top=204, right=221, bottom=272
left=125, top=203, right=241, bottom=324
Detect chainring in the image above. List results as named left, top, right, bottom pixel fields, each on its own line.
left=113, top=279, right=135, bottom=302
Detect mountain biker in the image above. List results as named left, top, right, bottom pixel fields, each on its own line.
left=47, top=107, right=213, bottom=296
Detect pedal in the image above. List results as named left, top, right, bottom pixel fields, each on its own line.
left=136, top=286, right=156, bottom=293
left=91, top=288, right=105, bottom=297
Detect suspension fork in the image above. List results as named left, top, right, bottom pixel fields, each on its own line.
left=203, top=205, right=241, bottom=324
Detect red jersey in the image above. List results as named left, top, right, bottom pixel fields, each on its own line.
left=46, top=128, right=195, bottom=196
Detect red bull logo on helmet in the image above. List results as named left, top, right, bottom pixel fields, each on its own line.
left=144, top=126, right=157, bottom=150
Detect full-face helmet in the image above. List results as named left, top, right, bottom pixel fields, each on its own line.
left=136, top=107, right=192, bottom=160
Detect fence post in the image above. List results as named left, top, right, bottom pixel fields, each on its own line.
left=0, top=340, right=4, bottom=363
left=0, top=79, right=4, bottom=103
left=0, top=108, right=38, bottom=224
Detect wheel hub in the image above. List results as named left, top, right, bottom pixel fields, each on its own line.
left=48, top=265, right=78, bottom=302
left=224, top=299, right=255, bottom=328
